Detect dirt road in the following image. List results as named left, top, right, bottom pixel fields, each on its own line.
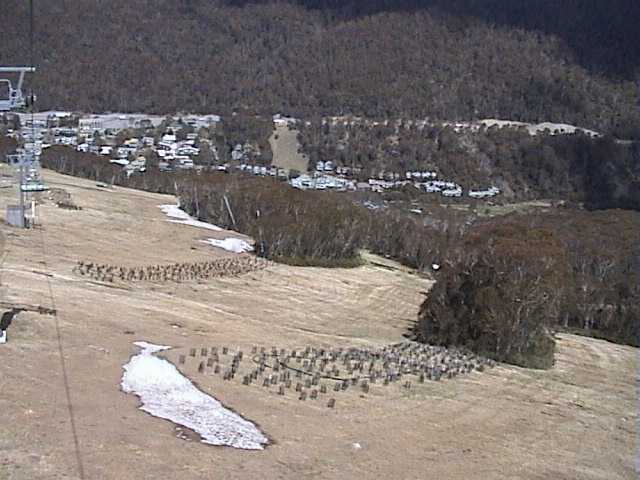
left=0, top=168, right=636, bottom=479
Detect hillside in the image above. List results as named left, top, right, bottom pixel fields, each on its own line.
left=297, top=120, right=640, bottom=209
left=20, top=138, right=640, bottom=361
left=1, top=0, right=639, bottom=137
left=1, top=4, right=638, bottom=478
left=0, top=166, right=636, bottom=479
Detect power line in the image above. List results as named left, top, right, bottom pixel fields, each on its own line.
left=29, top=0, right=35, bottom=137
left=29, top=0, right=34, bottom=70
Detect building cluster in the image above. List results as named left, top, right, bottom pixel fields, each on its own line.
left=235, top=163, right=288, bottom=178
left=10, top=111, right=220, bottom=176
left=303, top=161, right=499, bottom=198
left=468, top=186, right=501, bottom=199
left=7, top=111, right=501, bottom=200
left=290, top=173, right=355, bottom=191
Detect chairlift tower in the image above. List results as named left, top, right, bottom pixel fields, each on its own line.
left=3, top=2, right=48, bottom=228
left=2, top=66, right=47, bottom=227
left=0, top=66, right=35, bottom=112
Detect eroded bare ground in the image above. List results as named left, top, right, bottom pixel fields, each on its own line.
left=0, top=167, right=636, bottom=480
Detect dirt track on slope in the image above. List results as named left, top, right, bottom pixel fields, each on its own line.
left=0, top=167, right=636, bottom=480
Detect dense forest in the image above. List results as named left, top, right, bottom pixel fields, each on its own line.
left=298, top=121, right=640, bottom=209
left=1, top=0, right=639, bottom=137
left=286, top=0, right=640, bottom=79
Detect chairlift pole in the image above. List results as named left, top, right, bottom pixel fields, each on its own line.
left=19, top=163, right=25, bottom=220
left=4, top=0, right=45, bottom=228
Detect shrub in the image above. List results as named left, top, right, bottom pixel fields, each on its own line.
left=417, top=217, right=569, bottom=369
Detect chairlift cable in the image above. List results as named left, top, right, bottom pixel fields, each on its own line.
left=29, top=0, right=34, bottom=70
left=29, top=0, right=35, bottom=140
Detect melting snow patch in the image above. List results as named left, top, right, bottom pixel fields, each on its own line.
left=159, top=204, right=222, bottom=231
left=121, top=341, right=268, bottom=450
left=201, top=238, right=254, bottom=254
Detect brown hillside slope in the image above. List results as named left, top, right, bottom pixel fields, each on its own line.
left=0, top=167, right=636, bottom=479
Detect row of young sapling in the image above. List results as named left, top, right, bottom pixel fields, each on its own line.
left=177, top=342, right=496, bottom=408
left=73, top=256, right=270, bottom=283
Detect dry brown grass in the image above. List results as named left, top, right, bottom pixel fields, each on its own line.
left=0, top=166, right=636, bottom=480
left=269, top=123, right=309, bottom=172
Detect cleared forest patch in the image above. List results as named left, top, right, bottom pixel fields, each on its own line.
left=269, top=123, right=309, bottom=172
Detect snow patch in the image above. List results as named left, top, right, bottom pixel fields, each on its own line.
left=159, top=204, right=222, bottom=231
left=201, top=238, right=254, bottom=254
left=121, top=341, right=268, bottom=450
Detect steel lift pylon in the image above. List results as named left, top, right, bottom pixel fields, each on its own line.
left=0, top=66, right=36, bottom=112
